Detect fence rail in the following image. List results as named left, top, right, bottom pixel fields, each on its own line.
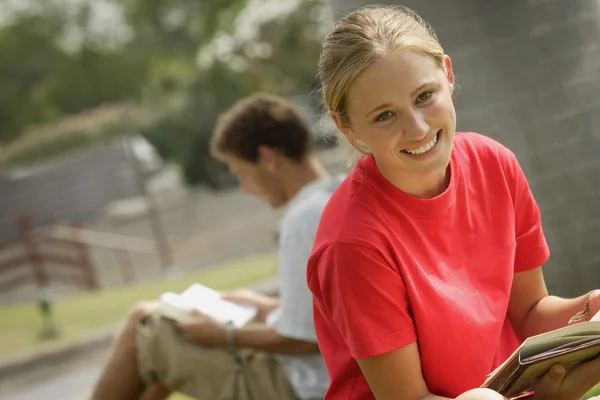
left=0, top=213, right=158, bottom=295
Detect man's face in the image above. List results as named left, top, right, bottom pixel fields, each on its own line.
left=222, top=153, right=287, bottom=208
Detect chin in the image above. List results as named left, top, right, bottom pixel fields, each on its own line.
left=268, top=198, right=287, bottom=209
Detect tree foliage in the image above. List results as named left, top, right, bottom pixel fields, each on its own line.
left=0, top=0, right=330, bottom=186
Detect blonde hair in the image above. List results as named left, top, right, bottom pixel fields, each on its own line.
left=318, top=5, right=445, bottom=154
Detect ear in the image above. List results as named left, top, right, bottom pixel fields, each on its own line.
left=330, top=111, right=360, bottom=144
left=442, top=55, right=455, bottom=93
left=256, top=145, right=279, bottom=172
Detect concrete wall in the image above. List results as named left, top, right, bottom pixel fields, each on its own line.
left=326, top=0, right=600, bottom=296
left=0, top=140, right=143, bottom=243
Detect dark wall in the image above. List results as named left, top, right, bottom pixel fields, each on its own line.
left=0, top=140, right=143, bottom=242
left=326, top=0, right=600, bottom=296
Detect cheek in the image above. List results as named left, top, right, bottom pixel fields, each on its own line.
left=427, top=94, right=455, bottom=122
left=364, top=129, right=402, bottom=156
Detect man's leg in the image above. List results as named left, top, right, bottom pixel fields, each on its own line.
left=91, top=302, right=160, bottom=400
left=137, top=316, right=299, bottom=400
left=138, top=383, right=171, bottom=400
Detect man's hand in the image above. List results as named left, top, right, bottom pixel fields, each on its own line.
left=220, top=288, right=279, bottom=322
left=176, top=310, right=227, bottom=347
left=532, top=360, right=600, bottom=400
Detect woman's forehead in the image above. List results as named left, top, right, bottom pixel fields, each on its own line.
left=352, top=51, right=441, bottom=99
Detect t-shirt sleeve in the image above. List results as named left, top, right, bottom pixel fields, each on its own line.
left=310, top=241, right=416, bottom=359
left=506, top=152, right=550, bottom=272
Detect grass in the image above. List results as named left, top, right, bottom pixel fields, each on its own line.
left=583, top=384, right=600, bottom=399
left=0, top=252, right=277, bottom=361
left=2, top=250, right=597, bottom=400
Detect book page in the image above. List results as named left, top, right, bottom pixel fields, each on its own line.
left=159, top=283, right=258, bottom=327
left=527, top=336, right=600, bottom=358
left=505, top=341, right=600, bottom=398
left=484, top=321, right=600, bottom=391
left=522, top=321, right=600, bottom=350
left=519, top=321, right=600, bottom=359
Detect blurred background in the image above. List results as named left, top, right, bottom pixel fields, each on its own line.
left=0, top=0, right=599, bottom=399
left=0, top=0, right=347, bottom=398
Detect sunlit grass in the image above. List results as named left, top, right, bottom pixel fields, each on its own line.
left=0, top=253, right=277, bottom=361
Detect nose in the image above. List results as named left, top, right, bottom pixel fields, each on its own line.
left=402, top=110, right=429, bottom=140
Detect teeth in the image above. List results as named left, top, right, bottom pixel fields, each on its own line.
left=405, top=134, right=438, bottom=155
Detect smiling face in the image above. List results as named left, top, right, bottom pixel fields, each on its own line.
left=333, top=49, right=456, bottom=196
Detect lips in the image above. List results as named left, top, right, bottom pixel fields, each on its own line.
left=403, top=130, right=440, bottom=155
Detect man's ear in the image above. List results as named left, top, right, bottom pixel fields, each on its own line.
left=256, top=145, right=279, bottom=172
left=330, top=111, right=360, bottom=144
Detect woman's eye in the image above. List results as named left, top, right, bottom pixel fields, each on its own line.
left=375, top=111, right=394, bottom=122
left=416, top=91, right=434, bottom=104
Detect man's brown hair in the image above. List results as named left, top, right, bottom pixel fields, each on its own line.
left=210, top=92, right=313, bottom=163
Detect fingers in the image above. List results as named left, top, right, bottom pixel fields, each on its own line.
left=571, top=356, right=600, bottom=388
left=219, top=290, right=247, bottom=302
left=219, top=290, right=236, bottom=298
left=175, top=310, right=204, bottom=330
left=534, top=364, right=566, bottom=398
left=190, top=309, right=203, bottom=317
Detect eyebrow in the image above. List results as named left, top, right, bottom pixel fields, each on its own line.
left=364, top=81, right=438, bottom=118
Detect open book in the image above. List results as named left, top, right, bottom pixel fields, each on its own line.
left=483, top=319, right=600, bottom=397
left=157, top=283, right=258, bottom=328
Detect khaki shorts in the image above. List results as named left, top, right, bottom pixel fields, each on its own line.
left=136, top=313, right=298, bottom=400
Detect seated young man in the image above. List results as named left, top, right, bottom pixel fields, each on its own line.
left=91, top=93, right=342, bottom=400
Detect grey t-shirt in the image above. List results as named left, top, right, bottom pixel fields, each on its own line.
left=266, top=176, right=343, bottom=400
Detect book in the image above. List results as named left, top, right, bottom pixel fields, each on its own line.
left=157, top=283, right=258, bottom=328
left=483, top=317, right=600, bottom=398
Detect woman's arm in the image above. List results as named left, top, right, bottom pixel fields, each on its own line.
left=356, top=343, right=508, bottom=400
left=507, top=266, right=597, bottom=340
left=356, top=342, right=449, bottom=400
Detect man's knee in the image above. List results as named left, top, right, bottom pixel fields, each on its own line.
left=127, top=301, right=157, bottom=325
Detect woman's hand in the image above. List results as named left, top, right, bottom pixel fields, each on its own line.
left=455, top=388, right=507, bottom=399
left=588, top=290, right=600, bottom=320
left=532, top=360, right=600, bottom=400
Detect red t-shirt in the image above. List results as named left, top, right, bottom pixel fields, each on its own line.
left=307, top=132, right=550, bottom=399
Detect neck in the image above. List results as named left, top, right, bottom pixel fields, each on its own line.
left=281, top=155, right=330, bottom=203
left=376, top=160, right=450, bottom=199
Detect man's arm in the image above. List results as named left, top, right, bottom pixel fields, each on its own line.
left=234, top=322, right=319, bottom=354
left=507, top=267, right=595, bottom=340
left=177, top=313, right=319, bottom=354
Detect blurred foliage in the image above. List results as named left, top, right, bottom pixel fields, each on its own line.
left=0, top=0, right=330, bottom=187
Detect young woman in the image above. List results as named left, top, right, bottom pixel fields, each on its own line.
left=306, top=5, right=600, bottom=400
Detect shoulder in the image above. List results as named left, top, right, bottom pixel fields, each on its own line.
left=453, top=132, right=523, bottom=183
left=454, top=132, right=518, bottom=165
left=280, top=177, right=342, bottom=240
left=454, top=132, right=527, bottom=202
left=307, top=239, right=397, bottom=298
left=311, top=169, right=389, bottom=251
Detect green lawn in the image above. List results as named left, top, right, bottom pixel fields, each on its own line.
left=3, top=251, right=598, bottom=400
left=0, top=252, right=277, bottom=361
left=583, top=383, right=600, bottom=399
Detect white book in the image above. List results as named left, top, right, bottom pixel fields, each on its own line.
left=157, top=283, right=258, bottom=327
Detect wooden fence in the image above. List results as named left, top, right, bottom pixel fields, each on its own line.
left=0, top=213, right=157, bottom=294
